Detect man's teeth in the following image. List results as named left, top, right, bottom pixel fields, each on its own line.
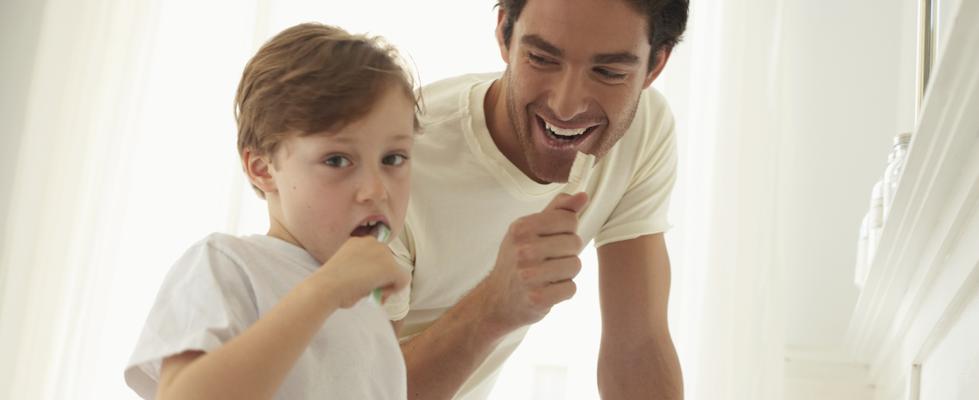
left=544, top=121, right=587, bottom=137
left=362, top=220, right=379, bottom=227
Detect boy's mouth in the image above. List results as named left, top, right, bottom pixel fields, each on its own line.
left=350, top=217, right=389, bottom=238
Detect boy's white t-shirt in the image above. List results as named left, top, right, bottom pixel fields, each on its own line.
left=125, top=233, right=406, bottom=400
left=384, top=73, right=677, bottom=399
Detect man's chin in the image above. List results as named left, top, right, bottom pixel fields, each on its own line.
left=527, top=164, right=571, bottom=184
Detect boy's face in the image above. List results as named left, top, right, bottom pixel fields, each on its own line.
left=495, top=0, right=666, bottom=183
left=262, top=85, right=415, bottom=263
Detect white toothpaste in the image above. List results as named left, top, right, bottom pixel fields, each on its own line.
left=563, top=151, right=596, bottom=194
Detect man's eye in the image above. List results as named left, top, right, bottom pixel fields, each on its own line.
left=324, top=155, right=351, bottom=167
left=529, top=53, right=556, bottom=66
left=383, top=154, right=408, bottom=166
left=595, top=67, right=627, bottom=81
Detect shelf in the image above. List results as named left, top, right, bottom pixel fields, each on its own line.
left=845, top=0, right=979, bottom=396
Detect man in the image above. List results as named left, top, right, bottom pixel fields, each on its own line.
left=385, top=0, right=688, bottom=398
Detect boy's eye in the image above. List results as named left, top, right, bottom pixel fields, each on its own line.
left=324, top=155, right=351, bottom=168
left=383, top=154, right=408, bottom=166
left=594, top=67, right=627, bottom=81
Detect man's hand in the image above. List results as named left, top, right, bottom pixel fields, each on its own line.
left=478, top=192, right=589, bottom=334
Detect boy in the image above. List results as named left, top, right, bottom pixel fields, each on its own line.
left=125, top=22, right=418, bottom=399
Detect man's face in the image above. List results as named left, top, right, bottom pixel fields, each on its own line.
left=497, top=0, right=664, bottom=183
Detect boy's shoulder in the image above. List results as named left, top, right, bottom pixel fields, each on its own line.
left=182, top=233, right=319, bottom=275
left=184, top=232, right=254, bottom=260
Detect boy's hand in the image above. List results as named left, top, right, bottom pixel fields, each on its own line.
left=315, top=236, right=410, bottom=308
left=477, top=192, right=589, bottom=334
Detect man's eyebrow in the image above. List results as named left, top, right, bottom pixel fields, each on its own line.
left=592, top=52, right=640, bottom=65
left=521, top=34, right=563, bottom=57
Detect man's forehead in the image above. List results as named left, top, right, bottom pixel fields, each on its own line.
left=513, top=0, right=651, bottom=58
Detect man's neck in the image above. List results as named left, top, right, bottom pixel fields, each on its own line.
left=483, top=76, right=535, bottom=180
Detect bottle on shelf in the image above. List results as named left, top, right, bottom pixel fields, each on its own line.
left=882, top=132, right=913, bottom=221
left=867, top=180, right=885, bottom=266
left=855, top=212, right=871, bottom=287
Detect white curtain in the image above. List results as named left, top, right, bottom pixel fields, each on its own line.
left=661, top=0, right=788, bottom=398
left=0, top=1, right=788, bottom=399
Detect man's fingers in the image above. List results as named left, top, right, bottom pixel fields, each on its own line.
left=520, top=257, right=582, bottom=285
left=509, top=210, right=579, bottom=240
left=543, top=192, right=589, bottom=214
left=534, top=279, right=578, bottom=306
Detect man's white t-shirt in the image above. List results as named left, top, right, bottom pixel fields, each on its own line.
left=125, top=233, right=406, bottom=400
left=385, top=73, right=677, bottom=399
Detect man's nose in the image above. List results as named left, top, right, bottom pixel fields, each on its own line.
left=547, top=70, right=589, bottom=121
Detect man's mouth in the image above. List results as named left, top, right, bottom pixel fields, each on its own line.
left=534, top=115, right=600, bottom=150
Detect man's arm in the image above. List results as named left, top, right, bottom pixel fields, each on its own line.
left=596, top=233, right=683, bottom=399
left=395, top=192, right=588, bottom=400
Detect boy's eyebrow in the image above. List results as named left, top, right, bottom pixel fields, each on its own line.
left=328, top=133, right=414, bottom=143
left=521, top=34, right=563, bottom=57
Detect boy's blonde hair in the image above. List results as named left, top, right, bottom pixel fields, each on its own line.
left=234, top=22, right=420, bottom=197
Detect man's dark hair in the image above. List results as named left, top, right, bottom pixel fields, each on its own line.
left=495, top=0, right=689, bottom=70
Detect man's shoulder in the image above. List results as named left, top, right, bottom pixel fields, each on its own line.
left=417, top=72, right=499, bottom=125
left=420, top=72, right=499, bottom=96
left=636, top=86, right=672, bottom=122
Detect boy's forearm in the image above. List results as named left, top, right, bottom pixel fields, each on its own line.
left=158, top=280, right=340, bottom=400
left=400, top=280, right=509, bottom=400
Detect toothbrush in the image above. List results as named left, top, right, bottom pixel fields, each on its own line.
left=371, top=222, right=392, bottom=303
left=564, top=151, right=596, bottom=195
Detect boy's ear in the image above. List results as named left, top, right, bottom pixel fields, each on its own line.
left=242, top=147, right=277, bottom=195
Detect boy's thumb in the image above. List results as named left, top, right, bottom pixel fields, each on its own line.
left=544, top=192, right=589, bottom=214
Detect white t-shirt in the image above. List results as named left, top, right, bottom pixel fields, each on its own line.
left=385, top=73, right=677, bottom=399
left=125, top=233, right=406, bottom=400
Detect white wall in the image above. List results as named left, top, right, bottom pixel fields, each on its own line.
left=776, top=0, right=918, bottom=398
left=920, top=288, right=979, bottom=399
left=0, top=0, right=46, bottom=286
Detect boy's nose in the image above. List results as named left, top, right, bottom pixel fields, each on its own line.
left=356, top=168, right=388, bottom=203
left=548, top=71, right=589, bottom=121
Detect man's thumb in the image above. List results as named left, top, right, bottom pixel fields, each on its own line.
left=544, top=192, right=589, bottom=214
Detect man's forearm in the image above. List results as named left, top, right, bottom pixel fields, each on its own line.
left=597, top=333, right=683, bottom=399
left=399, top=281, right=508, bottom=400
left=596, top=234, right=682, bottom=399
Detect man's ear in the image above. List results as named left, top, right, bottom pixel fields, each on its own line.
left=495, top=8, right=510, bottom=64
left=242, top=147, right=277, bottom=195
left=643, top=47, right=674, bottom=89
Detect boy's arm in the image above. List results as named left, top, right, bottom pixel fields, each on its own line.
left=596, top=233, right=683, bottom=399
left=157, top=273, right=340, bottom=400
left=157, top=237, right=407, bottom=400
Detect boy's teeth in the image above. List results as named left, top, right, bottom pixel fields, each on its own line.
left=545, top=121, right=587, bottom=137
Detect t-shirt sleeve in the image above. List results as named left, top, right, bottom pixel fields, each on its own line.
left=594, top=93, right=678, bottom=248
left=124, top=241, right=259, bottom=399
left=383, top=224, right=415, bottom=321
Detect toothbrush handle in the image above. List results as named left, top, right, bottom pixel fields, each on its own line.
left=371, top=223, right=392, bottom=304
